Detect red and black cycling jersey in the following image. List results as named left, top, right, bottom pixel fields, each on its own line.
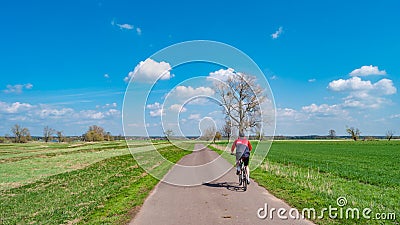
left=231, top=138, right=252, bottom=158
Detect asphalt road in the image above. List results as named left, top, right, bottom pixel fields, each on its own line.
left=129, top=144, right=315, bottom=225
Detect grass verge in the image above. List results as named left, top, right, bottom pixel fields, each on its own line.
left=0, top=144, right=191, bottom=225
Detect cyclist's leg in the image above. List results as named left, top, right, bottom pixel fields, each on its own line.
left=235, top=152, right=242, bottom=174
left=243, top=157, right=250, bottom=183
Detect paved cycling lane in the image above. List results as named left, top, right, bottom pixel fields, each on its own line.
left=129, top=144, right=315, bottom=225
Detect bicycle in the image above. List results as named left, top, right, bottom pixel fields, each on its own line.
left=232, top=152, right=249, bottom=191
left=238, top=158, right=248, bottom=191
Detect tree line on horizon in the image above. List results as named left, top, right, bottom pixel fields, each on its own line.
left=0, top=124, right=118, bottom=143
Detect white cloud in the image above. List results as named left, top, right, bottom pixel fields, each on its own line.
left=349, top=65, right=387, bottom=77
left=104, top=74, right=110, bottom=78
left=77, top=108, right=121, bottom=120
left=208, top=68, right=236, bottom=82
left=373, top=79, right=397, bottom=95
left=3, top=83, right=33, bottom=94
left=271, top=26, right=283, bottom=39
left=328, top=77, right=396, bottom=95
left=279, top=108, right=298, bottom=117
left=80, top=110, right=105, bottom=119
left=270, top=75, right=278, bottom=80
left=328, top=77, right=396, bottom=109
left=149, top=109, right=163, bottom=117
left=186, top=98, right=212, bottom=106
left=276, top=108, right=307, bottom=122
left=390, top=114, right=400, bottom=119
left=173, top=86, right=215, bottom=98
left=146, top=102, right=164, bottom=117
left=308, top=78, right=316, bottom=83
left=101, top=103, right=117, bottom=109
left=105, top=108, right=120, bottom=116
left=116, top=23, right=134, bottom=30
left=188, top=114, right=201, bottom=120
left=328, top=77, right=372, bottom=92
left=302, top=103, right=346, bottom=117
left=169, top=104, right=187, bottom=113
left=124, top=58, right=173, bottom=83
left=0, top=101, right=34, bottom=113
left=136, top=27, right=142, bottom=35
left=25, top=83, right=33, bottom=89
left=39, top=107, right=74, bottom=119
left=146, top=102, right=161, bottom=110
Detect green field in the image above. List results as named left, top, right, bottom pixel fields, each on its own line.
left=0, top=141, right=192, bottom=224
left=1, top=140, right=399, bottom=224
left=211, top=140, right=399, bottom=225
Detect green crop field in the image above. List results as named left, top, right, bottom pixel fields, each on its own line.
left=0, top=141, right=192, bottom=224
left=211, top=140, right=399, bottom=225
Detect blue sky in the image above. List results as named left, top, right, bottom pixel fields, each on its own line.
left=1, top=0, right=399, bottom=136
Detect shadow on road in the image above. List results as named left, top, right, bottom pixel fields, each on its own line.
left=202, top=182, right=246, bottom=192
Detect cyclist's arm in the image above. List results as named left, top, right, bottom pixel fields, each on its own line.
left=231, top=140, right=237, bottom=153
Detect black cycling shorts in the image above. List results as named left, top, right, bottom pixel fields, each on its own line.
left=241, top=157, right=249, bottom=166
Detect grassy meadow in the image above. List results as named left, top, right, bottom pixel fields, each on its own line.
left=211, top=140, right=399, bottom=225
left=0, top=140, right=192, bottom=224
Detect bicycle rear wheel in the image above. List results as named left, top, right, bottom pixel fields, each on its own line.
left=242, top=168, right=247, bottom=191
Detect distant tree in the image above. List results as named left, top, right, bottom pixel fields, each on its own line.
left=4, top=134, right=11, bottom=142
left=346, top=127, right=360, bottom=141
left=43, top=126, right=55, bottom=143
left=56, top=131, right=64, bottom=143
left=83, top=125, right=107, bottom=142
left=104, top=132, right=114, bottom=141
left=255, top=130, right=264, bottom=140
left=220, top=120, right=232, bottom=141
left=115, top=134, right=123, bottom=141
left=328, top=129, right=336, bottom=139
left=201, top=126, right=216, bottom=141
left=0, top=136, right=5, bottom=143
left=386, top=130, right=394, bottom=141
left=11, top=124, right=31, bottom=143
left=164, top=129, right=174, bottom=139
left=214, top=132, right=222, bottom=143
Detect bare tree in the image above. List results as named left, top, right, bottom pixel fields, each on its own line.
left=43, top=126, right=55, bottom=143
left=56, top=131, right=64, bottom=143
left=164, top=129, right=174, bottom=139
left=328, top=129, right=336, bottom=139
left=11, top=124, right=31, bottom=143
left=215, top=72, right=266, bottom=135
left=220, top=120, right=232, bottom=140
left=201, top=126, right=216, bottom=141
left=346, top=127, right=360, bottom=141
left=386, top=130, right=394, bottom=141
left=255, top=130, right=264, bottom=140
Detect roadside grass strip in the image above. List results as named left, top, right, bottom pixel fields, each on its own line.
left=0, top=142, right=191, bottom=224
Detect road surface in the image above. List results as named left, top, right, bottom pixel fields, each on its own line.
left=129, top=144, right=315, bottom=225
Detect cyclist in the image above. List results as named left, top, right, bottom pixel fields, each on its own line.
left=231, top=132, right=252, bottom=184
